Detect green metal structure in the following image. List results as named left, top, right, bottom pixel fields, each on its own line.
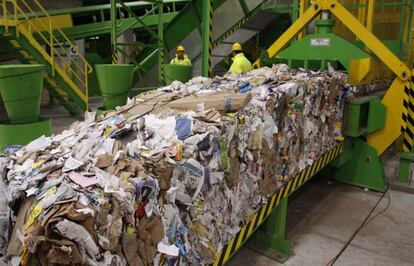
left=332, top=138, right=388, bottom=191
left=201, top=0, right=212, bottom=77
left=261, top=19, right=372, bottom=70
left=246, top=0, right=414, bottom=262
left=0, top=64, right=45, bottom=123
left=1, top=0, right=412, bottom=264
left=2, top=1, right=187, bottom=43
left=0, top=0, right=187, bottom=114
left=163, top=64, right=193, bottom=85
left=135, top=0, right=281, bottom=81
left=253, top=198, right=291, bottom=262
left=259, top=13, right=370, bottom=70
left=342, top=97, right=386, bottom=137
left=0, top=118, right=52, bottom=152
left=0, top=64, right=51, bottom=151
left=95, top=64, right=134, bottom=110
left=398, top=152, right=414, bottom=183
left=0, top=32, right=87, bottom=115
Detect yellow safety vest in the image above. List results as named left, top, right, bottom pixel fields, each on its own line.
left=229, top=53, right=252, bottom=74
left=170, top=54, right=192, bottom=66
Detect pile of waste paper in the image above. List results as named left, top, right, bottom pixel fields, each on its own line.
left=0, top=64, right=347, bottom=265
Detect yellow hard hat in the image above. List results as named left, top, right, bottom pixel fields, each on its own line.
left=176, top=45, right=185, bottom=52
left=232, top=42, right=242, bottom=51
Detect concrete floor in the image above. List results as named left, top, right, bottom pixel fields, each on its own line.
left=229, top=178, right=414, bottom=266
left=36, top=104, right=414, bottom=266
left=38, top=97, right=102, bottom=134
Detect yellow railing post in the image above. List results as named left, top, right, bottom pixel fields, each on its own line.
left=2, top=0, right=8, bottom=33
left=84, top=63, right=89, bottom=110
left=49, top=18, right=54, bottom=76
left=298, top=0, right=306, bottom=39
left=366, top=0, right=375, bottom=32
left=6, top=0, right=92, bottom=109
left=13, top=0, right=17, bottom=37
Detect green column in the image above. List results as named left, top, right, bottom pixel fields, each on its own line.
left=158, top=0, right=164, bottom=86
left=291, top=0, right=299, bottom=22
left=332, top=138, right=387, bottom=192
left=253, top=197, right=291, bottom=262
left=398, top=0, right=407, bottom=54
left=201, top=0, right=212, bottom=77
left=398, top=152, right=414, bottom=184
left=110, top=0, right=117, bottom=63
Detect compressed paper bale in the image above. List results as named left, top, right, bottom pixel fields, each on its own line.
left=167, top=92, right=252, bottom=112
left=121, top=232, right=144, bottom=266
left=6, top=197, right=34, bottom=256
left=0, top=65, right=348, bottom=265
left=55, top=219, right=99, bottom=258
left=95, top=154, right=112, bottom=168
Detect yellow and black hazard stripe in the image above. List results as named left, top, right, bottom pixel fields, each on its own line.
left=213, top=144, right=343, bottom=266
left=402, top=78, right=414, bottom=152
left=208, top=0, right=214, bottom=77
left=112, top=51, right=118, bottom=64
left=402, top=85, right=408, bottom=132
left=212, top=17, right=249, bottom=49
left=160, top=45, right=165, bottom=85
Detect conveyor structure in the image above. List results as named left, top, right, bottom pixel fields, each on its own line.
left=1, top=0, right=413, bottom=264
left=0, top=0, right=188, bottom=114
left=0, top=0, right=285, bottom=111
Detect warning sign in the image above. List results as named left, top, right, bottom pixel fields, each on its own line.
left=310, top=38, right=330, bottom=46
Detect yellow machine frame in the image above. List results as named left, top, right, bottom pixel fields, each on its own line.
left=255, top=0, right=414, bottom=155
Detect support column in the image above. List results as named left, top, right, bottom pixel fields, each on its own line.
left=252, top=197, right=291, bottom=262
left=201, top=0, right=213, bottom=77
left=158, top=0, right=164, bottom=86
left=298, top=0, right=306, bottom=39
left=398, top=0, right=407, bottom=49
left=364, top=0, right=375, bottom=52
left=117, top=30, right=134, bottom=64
left=110, top=0, right=117, bottom=64
left=365, top=0, right=375, bottom=32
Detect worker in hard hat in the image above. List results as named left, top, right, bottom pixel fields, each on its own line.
left=229, top=43, right=252, bottom=74
left=170, top=45, right=192, bottom=66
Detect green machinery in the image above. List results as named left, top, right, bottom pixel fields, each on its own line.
left=242, top=0, right=414, bottom=263
left=1, top=0, right=414, bottom=264
left=95, top=64, right=134, bottom=110
left=0, top=65, right=51, bottom=152
left=0, top=0, right=288, bottom=111
left=0, top=0, right=189, bottom=115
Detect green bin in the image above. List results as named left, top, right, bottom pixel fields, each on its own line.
left=0, top=117, right=52, bottom=152
left=0, top=64, right=45, bottom=123
left=95, top=64, right=134, bottom=110
left=163, top=64, right=193, bottom=85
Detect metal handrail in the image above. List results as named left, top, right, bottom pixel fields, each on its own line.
left=30, top=0, right=92, bottom=73
left=14, top=3, right=87, bottom=87
left=1, top=0, right=91, bottom=108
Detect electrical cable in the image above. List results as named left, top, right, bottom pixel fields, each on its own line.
left=326, top=184, right=391, bottom=266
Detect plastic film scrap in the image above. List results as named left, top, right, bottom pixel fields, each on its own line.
left=0, top=64, right=348, bottom=265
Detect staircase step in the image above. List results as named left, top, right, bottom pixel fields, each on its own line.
left=1, top=1, right=88, bottom=116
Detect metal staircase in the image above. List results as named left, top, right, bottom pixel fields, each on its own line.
left=192, top=10, right=287, bottom=75
left=0, top=0, right=92, bottom=114
left=39, top=0, right=188, bottom=42
left=0, top=0, right=295, bottom=108
left=136, top=0, right=293, bottom=83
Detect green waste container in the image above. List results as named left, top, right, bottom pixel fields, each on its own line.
left=0, top=117, right=52, bottom=152
left=95, top=64, right=134, bottom=110
left=0, top=64, right=45, bottom=124
left=163, top=64, right=193, bottom=85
